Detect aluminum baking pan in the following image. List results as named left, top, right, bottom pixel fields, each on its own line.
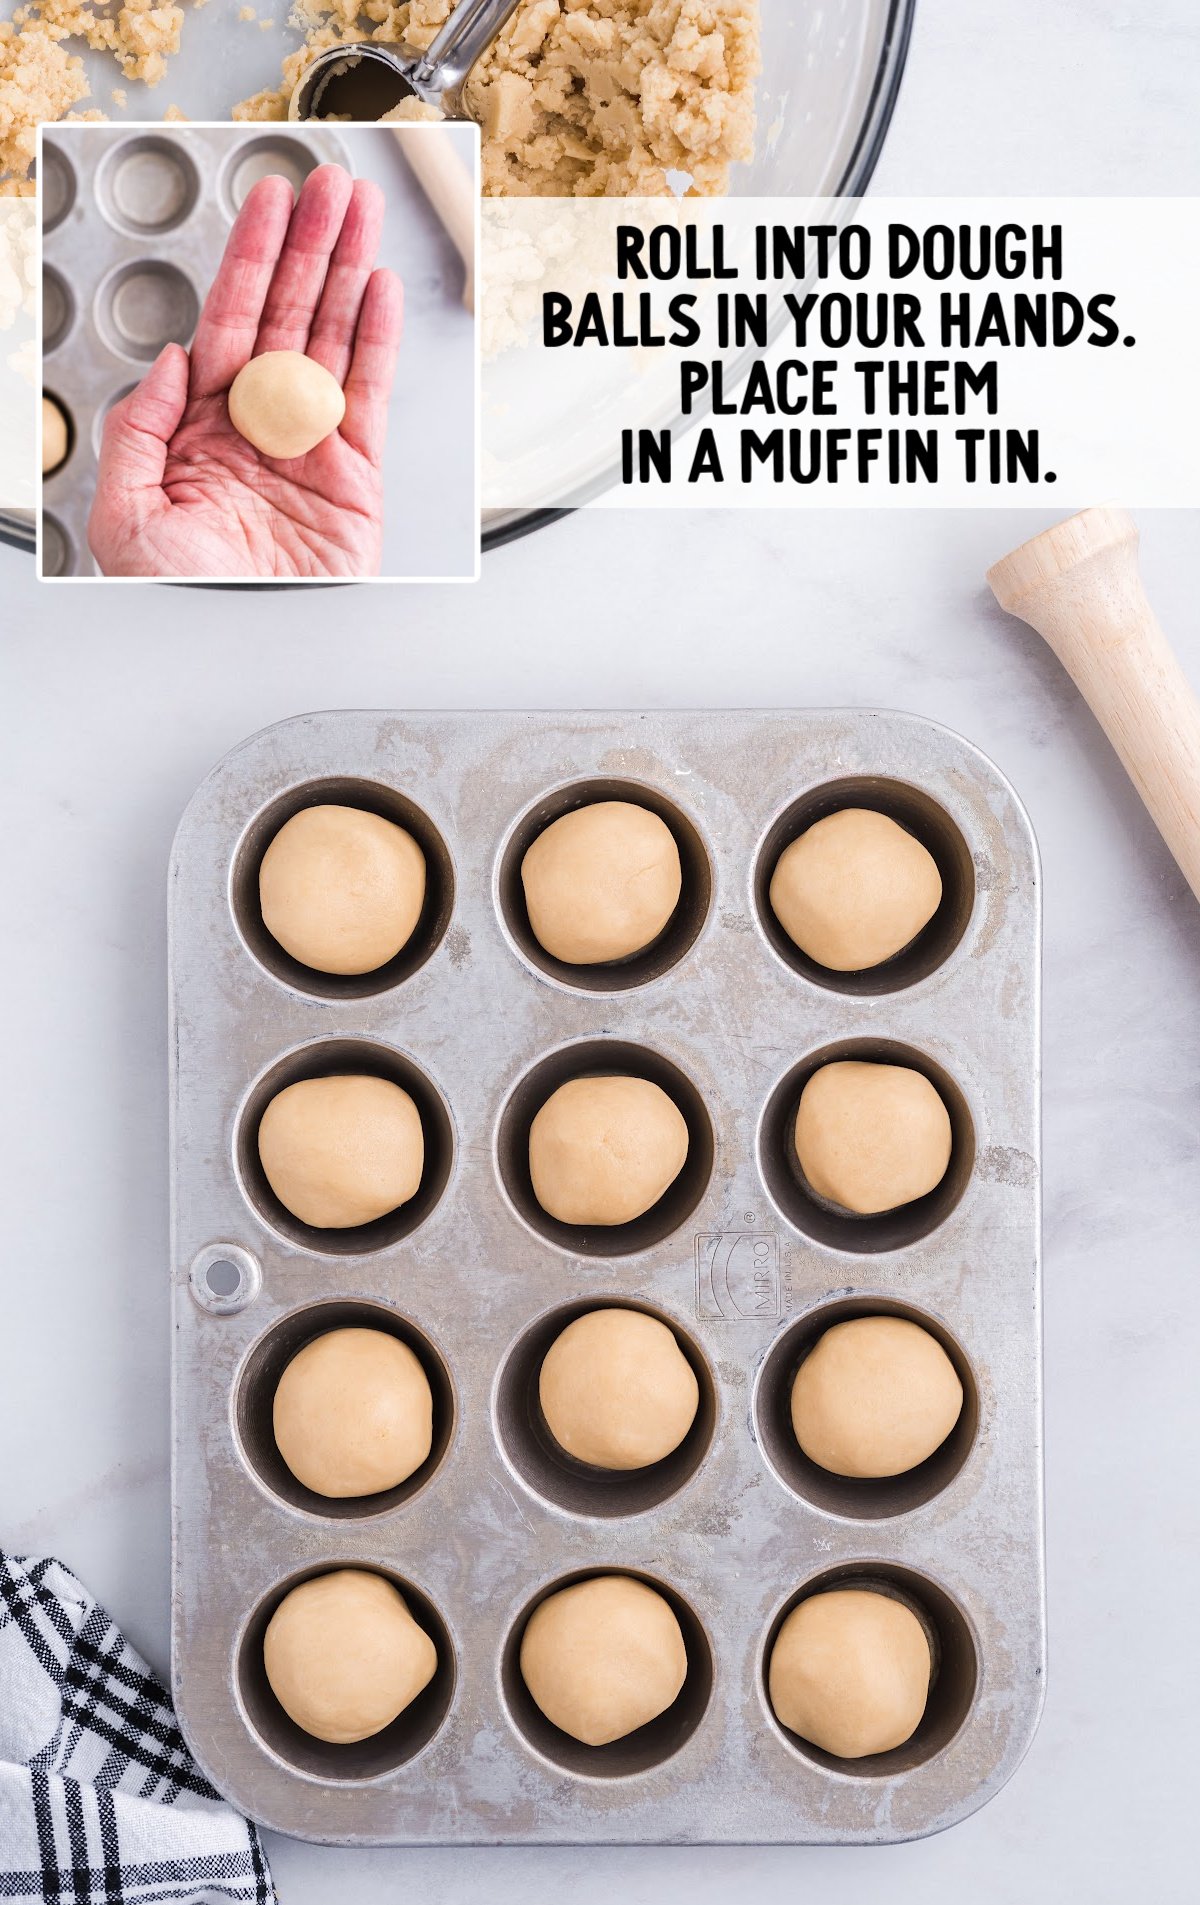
left=169, top=707, right=1043, bottom=1845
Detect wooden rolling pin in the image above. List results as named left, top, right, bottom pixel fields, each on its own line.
left=988, top=508, right=1200, bottom=903
left=391, top=126, right=475, bottom=311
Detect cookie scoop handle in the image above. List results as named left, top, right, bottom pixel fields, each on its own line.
left=412, top=0, right=525, bottom=115
left=988, top=508, right=1200, bottom=903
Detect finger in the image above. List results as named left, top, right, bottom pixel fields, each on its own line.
left=88, top=343, right=189, bottom=568
left=188, top=176, right=294, bottom=399
left=340, top=267, right=404, bottom=464
left=253, top=163, right=355, bottom=358
left=304, top=177, right=386, bottom=388
left=96, top=341, right=189, bottom=499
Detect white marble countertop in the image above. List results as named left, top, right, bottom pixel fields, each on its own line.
left=2, top=3, right=1198, bottom=1900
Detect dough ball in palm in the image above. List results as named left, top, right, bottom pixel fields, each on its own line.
left=259, top=805, right=426, bottom=976
left=794, top=1061, right=951, bottom=1215
left=273, top=1328, right=434, bottom=1497
left=229, top=350, right=345, bottom=459
left=258, top=1074, right=424, bottom=1229
left=529, top=1075, right=688, bottom=1226
left=769, top=809, right=942, bottom=972
left=520, top=1575, right=687, bottom=1746
left=264, top=1569, right=437, bottom=1744
left=539, top=1309, right=699, bottom=1469
left=768, top=1588, right=931, bottom=1759
left=521, top=801, right=682, bottom=964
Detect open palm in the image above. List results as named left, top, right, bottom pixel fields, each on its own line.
left=88, top=164, right=403, bottom=580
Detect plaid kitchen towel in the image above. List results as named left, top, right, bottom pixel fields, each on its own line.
left=0, top=1552, right=273, bottom=1904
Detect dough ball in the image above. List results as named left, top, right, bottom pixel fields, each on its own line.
left=770, top=809, right=942, bottom=972
left=768, top=1588, right=931, bottom=1759
left=529, top=1075, right=689, bottom=1226
left=263, top=1569, right=437, bottom=1744
left=521, top=801, right=682, bottom=964
left=791, top=1317, right=963, bottom=1478
left=259, top=804, right=426, bottom=976
left=520, top=1575, right=687, bottom=1746
left=258, top=1074, right=424, bottom=1229
left=794, top=1061, right=952, bottom=1216
left=42, top=396, right=69, bottom=475
left=228, top=349, right=346, bottom=459
left=273, top=1327, right=434, bottom=1497
left=539, top=1309, right=699, bottom=1470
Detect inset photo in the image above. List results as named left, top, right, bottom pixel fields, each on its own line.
left=38, top=120, right=479, bottom=583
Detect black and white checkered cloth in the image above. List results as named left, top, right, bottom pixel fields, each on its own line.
left=0, top=1553, right=273, bottom=1904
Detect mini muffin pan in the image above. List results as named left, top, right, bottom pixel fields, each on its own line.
left=39, top=124, right=350, bottom=575
left=169, top=709, right=1044, bottom=1845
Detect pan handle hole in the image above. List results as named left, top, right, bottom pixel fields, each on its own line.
left=189, top=1244, right=261, bottom=1316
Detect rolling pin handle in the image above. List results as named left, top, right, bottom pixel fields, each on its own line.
left=988, top=508, right=1200, bottom=902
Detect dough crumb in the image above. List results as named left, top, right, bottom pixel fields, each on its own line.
left=1, top=19, right=89, bottom=183
left=1, top=0, right=190, bottom=188
left=380, top=97, right=443, bottom=122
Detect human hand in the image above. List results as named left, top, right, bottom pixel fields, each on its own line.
left=87, top=164, right=403, bottom=580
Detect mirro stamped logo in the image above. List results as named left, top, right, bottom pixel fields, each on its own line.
left=695, top=1232, right=780, bottom=1320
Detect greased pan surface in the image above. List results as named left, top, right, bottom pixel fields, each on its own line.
left=169, top=709, right=1043, bottom=1844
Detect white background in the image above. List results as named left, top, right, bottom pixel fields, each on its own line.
left=2, top=3, right=1199, bottom=1902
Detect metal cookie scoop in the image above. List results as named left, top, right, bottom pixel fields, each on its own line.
left=288, top=0, right=523, bottom=123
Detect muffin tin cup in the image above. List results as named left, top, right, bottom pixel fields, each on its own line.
left=499, top=1567, right=716, bottom=1779
left=235, top=1560, right=457, bottom=1783
left=495, top=777, right=714, bottom=993
left=40, top=125, right=351, bottom=575
left=233, top=1035, right=456, bottom=1257
left=752, top=1294, right=980, bottom=1520
left=753, top=775, right=976, bottom=995
left=493, top=1295, right=718, bottom=1518
left=759, top=1564, right=979, bottom=1778
left=234, top=1296, right=458, bottom=1520
left=170, top=709, right=1044, bottom=1845
left=757, top=1035, right=977, bottom=1254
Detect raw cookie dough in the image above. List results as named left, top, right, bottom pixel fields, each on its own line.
left=521, top=801, right=682, bottom=965
left=257, top=1073, right=424, bottom=1229
left=794, top=1061, right=952, bottom=1216
left=6, top=0, right=759, bottom=200
left=769, top=809, right=943, bottom=972
left=768, top=1587, right=931, bottom=1759
left=519, top=1574, right=687, bottom=1746
left=263, top=1568, right=437, bottom=1744
left=235, top=0, right=760, bottom=198
left=791, top=1316, right=964, bottom=1478
left=228, top=349, right=345, bottom=459
left=42, top=395, right=68, bottom=472
left=273, top=1327, right=434, bottom=1497
left=1, top=3, right=185, bottom=190
left=529, top=1074, right=689, bottom=1226
left=259, top=804, right=427, bottom=976
left=539, top=1308, right=699, bottom=1470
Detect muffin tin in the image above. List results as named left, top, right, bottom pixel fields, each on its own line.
left=39, top=124, right=350, bottom=576
left=169, top=708, right=1044, bottom=1845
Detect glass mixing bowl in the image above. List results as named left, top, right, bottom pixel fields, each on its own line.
left=482, top=0, right=916, bottom=549
left=0, top=0, right=914, bottom=563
